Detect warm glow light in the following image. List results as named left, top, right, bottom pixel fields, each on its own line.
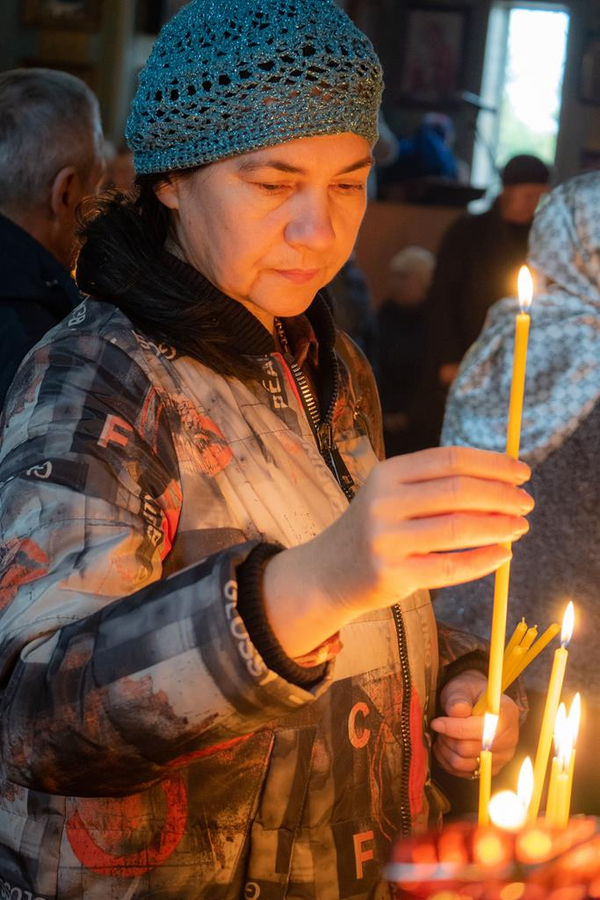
left=517, top=757, right=534, bottom=810
left=518, top=265, right=534, bottom=312
left=561, top=601, right=575, bottom=647
left=489, top=791, right=527, bottom=831
left=483, top=712, right=500, bottom=751
left=516, top=828, right=553, bottom=863
left=473, top=832, right=508, bottom=866
left=500, top=884, right=526, bottom=900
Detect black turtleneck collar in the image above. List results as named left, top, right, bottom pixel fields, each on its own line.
left=161, top=250, right=337, bottom=363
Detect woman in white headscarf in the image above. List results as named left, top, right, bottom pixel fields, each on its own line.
left=437, top=171, right=600, bottom=814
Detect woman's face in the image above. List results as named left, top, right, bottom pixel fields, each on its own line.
left=157, top=133, right=372, bottom=330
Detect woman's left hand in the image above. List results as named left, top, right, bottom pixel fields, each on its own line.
left=429, top=669, right=519, bottom=778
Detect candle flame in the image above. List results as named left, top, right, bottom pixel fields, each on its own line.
left=483, top=712, right=499, bottom=751
left=561, top=601, right=575, bottom=647
left=517, top=757, right=534, bottom=810
left=553, top=703, right=567, bottom=758
left=568, top=693, right=581, bottom=745
left=489, top=790, right=527, bottom=831
left=518, top=266, right=534, bottom=312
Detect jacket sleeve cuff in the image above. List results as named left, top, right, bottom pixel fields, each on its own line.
left=236, top=542, right=333, bottom=688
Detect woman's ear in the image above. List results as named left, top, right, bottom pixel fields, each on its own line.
left=154, top=175, right=180, bottom=211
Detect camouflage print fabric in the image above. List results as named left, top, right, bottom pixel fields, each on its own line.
left=0, top=299, right=464, bottom=899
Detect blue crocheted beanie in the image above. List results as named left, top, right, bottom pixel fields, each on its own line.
left=126, top=0, right=383, bottom=174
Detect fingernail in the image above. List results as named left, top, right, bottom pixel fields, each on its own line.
left=514, top=462, right=531, bottom=484
left=430, top=718, right=445, bottom=733
left=519, top=491, right=534, bottom=513
left=513, top=519, right=529, bottom=537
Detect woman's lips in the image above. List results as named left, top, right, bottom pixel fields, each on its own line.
left=275, top=268, right=320, bottom=284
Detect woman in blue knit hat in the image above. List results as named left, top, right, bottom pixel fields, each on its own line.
left=0, top=2, right=529, bottom=897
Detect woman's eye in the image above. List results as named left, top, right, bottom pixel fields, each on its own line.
left=334, top=182, right=366, bottom=193
left=254, top=183, right=288, bottom=193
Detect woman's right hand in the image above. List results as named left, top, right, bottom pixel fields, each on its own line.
left=263, top=446, right=533, bottom=659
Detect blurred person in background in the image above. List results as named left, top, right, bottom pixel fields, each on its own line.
left=428, top=153, right=551, bottom=390
left=377, top=112, right=461, bottom=199
left=327, top=251, right=379, bottom=369
left=417, top=153, right=551, bottom=448
left=0, top=68, right=104, bottom=406
left=377, top=246, right=435, bottom=455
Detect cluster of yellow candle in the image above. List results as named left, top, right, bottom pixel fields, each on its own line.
left=472, top=617, right=560, bottom=717
left=486, top=683, right=581, bottom=831
left=546, top=694, right=580, bottom=828
left=475, top=267, right=581, bottom=830
left=528, top=601, right=575, bottom=820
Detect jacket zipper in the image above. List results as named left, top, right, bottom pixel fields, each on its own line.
left=392, top=603, right=413, bottom=836
left=285, top=356, right=356, bottom=502
left=280, top=337, right=413, bottom=830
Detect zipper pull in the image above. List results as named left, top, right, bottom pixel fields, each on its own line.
left=318, top=423, right=356, bottom=499
left=317, top=421, right=332, bottom=454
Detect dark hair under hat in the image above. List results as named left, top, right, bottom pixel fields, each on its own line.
left=501, top=154, right=551, bottom=187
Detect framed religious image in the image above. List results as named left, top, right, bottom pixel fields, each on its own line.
left=399, top=5, right=470, bottom=106
left=580, top=32, right=600, bottom=104
left=21, top=0, right=102, bottom=30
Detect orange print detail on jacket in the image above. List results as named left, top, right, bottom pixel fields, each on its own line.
left=0, top=538, right=49, bottom=609
left=171, top=396, right=233, bottom=476
left=66, top=773, right=188, bottom=878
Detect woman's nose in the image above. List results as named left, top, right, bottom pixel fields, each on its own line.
left=285, top=191, right=335, bottom=252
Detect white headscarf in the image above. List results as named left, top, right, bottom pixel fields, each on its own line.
left=442, top=171, right=600, bottom=465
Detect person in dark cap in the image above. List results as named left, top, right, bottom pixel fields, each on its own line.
left=416, top=153, right=551, bottom=446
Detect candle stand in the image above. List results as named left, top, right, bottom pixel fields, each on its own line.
left=384, top=817, right=600, bottom=900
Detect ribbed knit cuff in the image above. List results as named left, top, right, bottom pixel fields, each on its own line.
left=236, top=543, right=328, bottom=688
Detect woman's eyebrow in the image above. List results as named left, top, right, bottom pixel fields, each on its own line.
left=236, top=155, right=374, bottom=176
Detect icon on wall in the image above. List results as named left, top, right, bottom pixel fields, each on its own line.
left=399, top=5, right=470, bottom=106
left=21, top=0, right=103, bottom=30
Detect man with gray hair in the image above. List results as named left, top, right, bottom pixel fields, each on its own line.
left=0, top=68, right=104, bottom=406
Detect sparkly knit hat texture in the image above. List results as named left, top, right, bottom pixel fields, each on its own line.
left=126, top=0, right=383, bottom=174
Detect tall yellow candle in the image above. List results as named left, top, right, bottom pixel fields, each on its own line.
left=564, top=693, right=581, bottom=822
left=550, top=709, right=574, bottom=829
left=546, top=756, right=560, bottom=824
left=486, top=266, right=533, bottom=716
left=545, top=703, right=567, bottom=825
left=506, top=267, right=533, bottom=458
left=478, top=713, right=499, bottom=825
left=529, top=601, right=574, bottom=821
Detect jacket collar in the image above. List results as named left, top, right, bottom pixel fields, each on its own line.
left=0, top=213, right=81, bottom=309
left=161, top=251, right=336, bottom=362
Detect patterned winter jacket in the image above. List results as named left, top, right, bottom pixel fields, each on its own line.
left=0, top=265, right=478, bottom=900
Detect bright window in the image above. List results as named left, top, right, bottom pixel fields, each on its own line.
left=472, top=3, right=570, bottom=196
